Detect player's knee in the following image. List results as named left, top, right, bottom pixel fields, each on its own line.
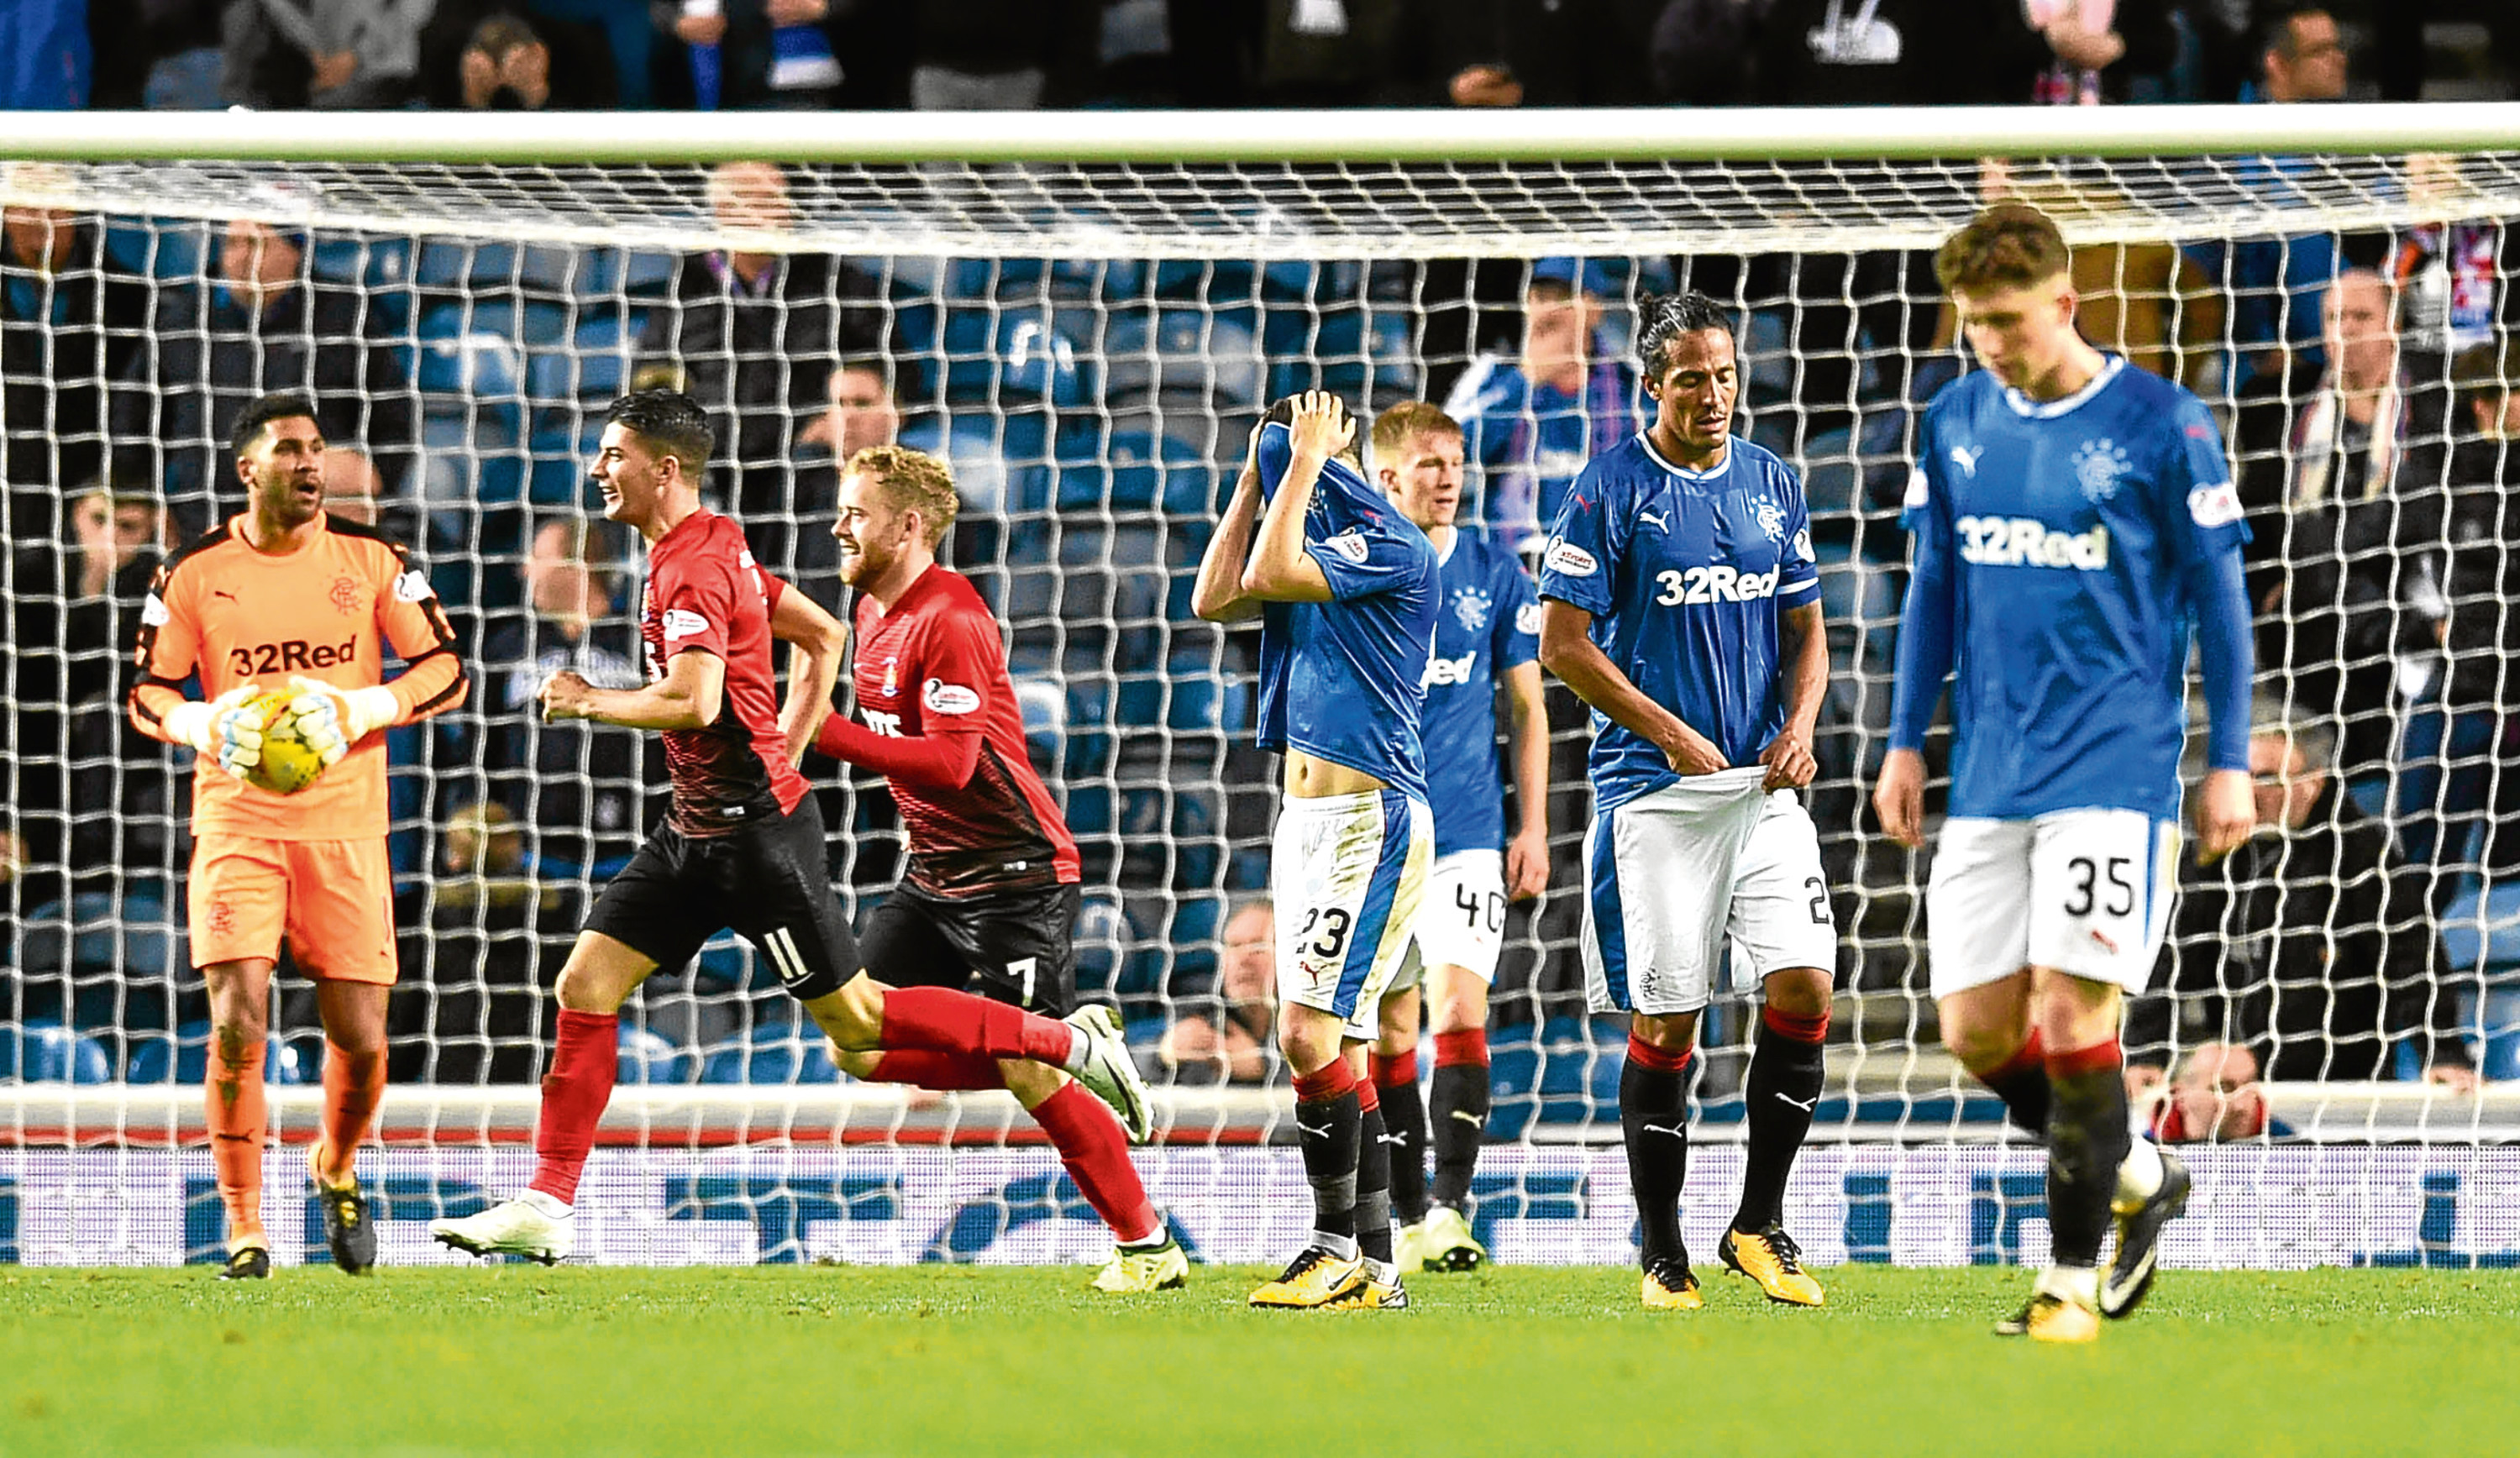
left=1000, top=1058, right=1064, bottom=1107
left=209, top=1010, right=269, bottom=1056
left=1430, top=968, right=1488, bottom=1035
left=1376, top=992, right=1419, bottom=1052
left=1761, top=967, right=1833, bottom=1020
left=806, top=973, right=884, bottom=1050
left=1277, top=1006, right=1346, bottom=1076
left=1630, top=1010, right=1698, bottom=1053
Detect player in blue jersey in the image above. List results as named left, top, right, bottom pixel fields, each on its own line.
left=1873, top=202, right=2256, bottom=1344
left=1357, top=402, right=1551, bottom=1274
left=1192, top=391, right=1439, bottom=1311
left=1537, top=291, right=1837, bottom=1313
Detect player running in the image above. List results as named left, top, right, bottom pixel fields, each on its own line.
left=1193, top=391, right=1438, bottom=1311
left=1874, top=202, right=2252, bottom=1344
left=1537, top=291, right=1837, bottom=1313
left=763, top=443, right=1184, bottom=1293
left=431, top=391, right=1146, bottom=1265
left=130, top=390, right=470, bottom=1279
left=1359, top=403, right=1548, bottom=1274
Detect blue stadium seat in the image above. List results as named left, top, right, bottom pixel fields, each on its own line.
left=11, top=889, right=186, bottom=982
left=701, top=1034, right=840, bottom=1086
left=1484, top=1025, right=1542, bottom=1140
left=1054, top=421, right=1221, bottom=516
left=525, top=417, right=601, bottom=507
left=617, top=1025, right=696, bottom=1085
left=2441, top=883, right=2520, bottom=973
left=123, top=1021, right=308, bottom=1085
left=415, top=302, right=532, bottom=435
left=423, top=406, right=526, bottom=512
left=524, top=315, right=634, bottom=405
left=1072, top=894, right=1136, bottom=999
left=1536, top=1016, right=1619, bottom=1125
left=104, top=218, right=209, bottom=281
left=1074, top=257, right=1148, bottom=302
left=2, top=1021, right=113, bottom=1084
left=1100, top=309, right=1263, bottom=412
left=995, top=309, right=1089, bottom=407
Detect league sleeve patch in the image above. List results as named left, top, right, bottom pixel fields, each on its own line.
left=1791, top=528, right=1814, bottom=564
left=141, top=592, right=170, bottom=627
left=393, top=569, right=437, bottom=603
left=662, top=608, right=711, bottom=642
left=2187, top=480, right=2243, bottom=529
left=1903, top=468, right=1930, bottom=510
left=1322, top=529, right=1372, bottom=565
left=1514, top=601, right=1544, bottom=636
left=922, top=679, right=982, bottom=716
left=1542, top=538, right=1598, bottom=579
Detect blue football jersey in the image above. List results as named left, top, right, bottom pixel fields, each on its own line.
left=1537, top=433, right=1821, bottom=812
left=1891, top=356, right=2251, bottom=821
left=1251, top=422, right=1440, bottom=803
left=1419, top=531, right=1541, bottom=857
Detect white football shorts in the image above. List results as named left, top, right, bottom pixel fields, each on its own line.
left=1580, top=767, right=1838, bottom=1018
left=1270, top=788, right=1435, bottom=1040
left=1926, top=809, right=2180, bottom=999
left=1389, top=848, right=1509, bottom=994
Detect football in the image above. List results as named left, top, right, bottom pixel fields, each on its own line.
left=243, top=689, right=327, bottom=795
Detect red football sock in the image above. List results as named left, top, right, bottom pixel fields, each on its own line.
left=1761, top=1005, right=1831, bottom=1044
left=1625, top=1032, right=1696, bottom=1073
left=529, top=1010, right=618, bottom=1205
left=1355, top=1076, right=1382, bottom=1116
left=868, top=1049, right=1005, bottom=1091
left=205, top=1031, right=268, bottom=1244
left=1032, top=1081, right=1159, bottom=1245
left=316, top=1039, right=386, bottom=1186
left=1368, top=1049, right=1418, bottom=1088
left=879, top=987, right=1075, bottom=1066
left=1432, top=1028, right=1488, bottom=1068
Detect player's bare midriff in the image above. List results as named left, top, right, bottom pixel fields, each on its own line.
left=1283, top=748, right=1384, bottom=799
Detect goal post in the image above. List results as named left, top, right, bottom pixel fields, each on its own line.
left=5, top=107, right=2520, bottom=1269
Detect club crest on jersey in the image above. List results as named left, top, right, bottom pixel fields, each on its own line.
left=330, top=575, right=362, bottom=615
left=1323, top=528, right=1372, bottom=565
left=880, top=656, right=900, bottom=697
left=2071, top=438, right=2132, bottom=503
left=1753, top=499, right=1787, bottom=543
left=922, top=679, right=980, bottom=716
left=1451, top=585, right=1493, bottom=633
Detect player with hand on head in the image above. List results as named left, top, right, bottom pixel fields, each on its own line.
left=1360, top=402, right=1548, bottom=1274
left=129, top=390, right=470, bottom=1280
left=1537, top=291, right=1837, bottom=1313
left=430, top=391, right=1146, bottom=1266
left=1194, top=391, right=1439, bottom=1311
left=765, top=443, right=1184, bottom=1293
left=1874, top=202, right=2254, bottom=1344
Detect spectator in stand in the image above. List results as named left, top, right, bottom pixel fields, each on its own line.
left=238, top=0, right=438, bottom=108
left=780, top=357, right=904, bottom=586
left=1159, top=895, right=1279, bottom=1085
left=3, top=170, right=153, bottom=543
left=455, top=13, right=564, bottom=109
left=634, top=161, right=886, bottom=561
left=2127, top=701, right=2481, bottom=1092
left=6, top=0, right=92, bottom=108
left=113, top=212, right=417, bottom=536
left=2139, top=1042, right=2271, bottom=1143
left=477, top=518, right=648, bottom=879
left=86, top=0, right=228, bottom=108
left=902, top=0, right=1066, bottom=109
left=1443, top=257, right=1642, bottom=553
left=672, top=0, right=844, bottom=110
left=1435, top=0, right=1656, bottom=108
left=2391, top=336, right=2520, bottom=874
left=1, top=483, right=175, bottom=908
left=2233, top=265, right=2452, bottom=776
left=392, top=799, right=573, bottom=1083
left=2198, top=8, right=2353, bottom=384
left=1751, top=0, right=2168, bottom=107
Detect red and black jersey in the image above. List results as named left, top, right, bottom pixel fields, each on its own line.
left=781, top=564, right=1079, bottom=897
left=641, top=509, right=808, bottom=837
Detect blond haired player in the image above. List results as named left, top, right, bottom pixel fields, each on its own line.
left=129, top=391, right=468, bottom=1279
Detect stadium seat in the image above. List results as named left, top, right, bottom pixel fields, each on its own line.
left=995, top=309, right=1089, bottom=407
left=1072, top=894, right=1137, bottom=1000
left=700, top=1034, right=840, bottom=1086
left=1, top=1021, right=113, bottom=1085
left=2441, top=883, right=2520, bottom=973
left=1484, top=1025, right=1542, bottom=1141
left=423, top=406, right=528, bottom=511
left=11, top=890, right=186, bottom=983
left=524, top=316, right=633, bottom=405
left=617, top=1025, right=696, bottom=1085
left=525, top=417, right=601, bottom=508
left=1100, top=309, right=1263, bottom=414
left=123, top=1022, right=307, bottom=1085
left=104, top=218, right=208, bottom=281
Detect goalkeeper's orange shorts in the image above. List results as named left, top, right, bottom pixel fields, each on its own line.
left=187, top=835, right=397, bottom=983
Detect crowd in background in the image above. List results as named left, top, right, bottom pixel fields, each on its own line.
left=3, top=3, right=2519, bottom=1124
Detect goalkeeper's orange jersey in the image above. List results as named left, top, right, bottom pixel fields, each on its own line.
left=129, top=512, right=468, bottom=841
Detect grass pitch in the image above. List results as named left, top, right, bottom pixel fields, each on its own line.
left=1, top=1264, right=2509, bottom=1458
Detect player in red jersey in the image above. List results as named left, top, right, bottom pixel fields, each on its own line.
left=767, top=443, right=1184, bottom=1291
left=432, top=392, right=1148, bottom=1265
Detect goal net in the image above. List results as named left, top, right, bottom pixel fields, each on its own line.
left=5, top=108, right=2520, bottom=1270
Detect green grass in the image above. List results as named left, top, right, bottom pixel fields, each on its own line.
left=1, top=1265, right=2512, bottom=1457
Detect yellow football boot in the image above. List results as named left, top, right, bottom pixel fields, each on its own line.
left=1641, top=1256, right=1703, bottom=1310
left=1326, top=1274, right=1411, bottom=1309
left=1719, top=1225, right=1825, bottom=1307
left=1091, top=1235, right=1189, bottom=1293
left=1249, top=1246, right=1368, bottom=1309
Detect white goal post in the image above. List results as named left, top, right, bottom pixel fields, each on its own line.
left=5, top=106, right=2520, bottom=1269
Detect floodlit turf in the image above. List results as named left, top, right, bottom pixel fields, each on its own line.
left=1, top=1264, right=2511, bottom=1458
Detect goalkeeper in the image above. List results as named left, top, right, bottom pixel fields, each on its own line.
left=129, top=391, right=469, bottom=1281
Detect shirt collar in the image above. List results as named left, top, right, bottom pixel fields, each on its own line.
left=2003, top=354, right=2125, bottom=419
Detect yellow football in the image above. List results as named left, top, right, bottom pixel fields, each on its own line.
left=243, top=689, right=327, bottom=796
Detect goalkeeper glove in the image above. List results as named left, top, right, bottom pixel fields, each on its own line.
left=286, top=676, right=401, bottom=765
left=160, top=684, right=267, bottom=782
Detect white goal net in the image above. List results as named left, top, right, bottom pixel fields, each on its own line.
left=5, top=108, right=2519, bottom=1269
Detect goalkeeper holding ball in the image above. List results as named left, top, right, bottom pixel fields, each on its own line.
left=129, top=391, right=468, bottom=1281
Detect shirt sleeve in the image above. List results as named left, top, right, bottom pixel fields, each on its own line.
left=911, top=607, right=999, bottom=737
left=1307, top=517, right=1431, bottom=604
left=375, top=544, right=469, bottom=722
left=656, top=544, right=738, bottom=662
left=1888, top=408, right=1956, bottom=753
left=128, top=559, right=202, bottom=742
left=1493, top=553, right=1541, bottom=670
left=1536, top=459, right=1615, bottom=615
left=2155, top=394, right=2255, bottom=773
left=1774, top=461, right=1821, bottom=607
